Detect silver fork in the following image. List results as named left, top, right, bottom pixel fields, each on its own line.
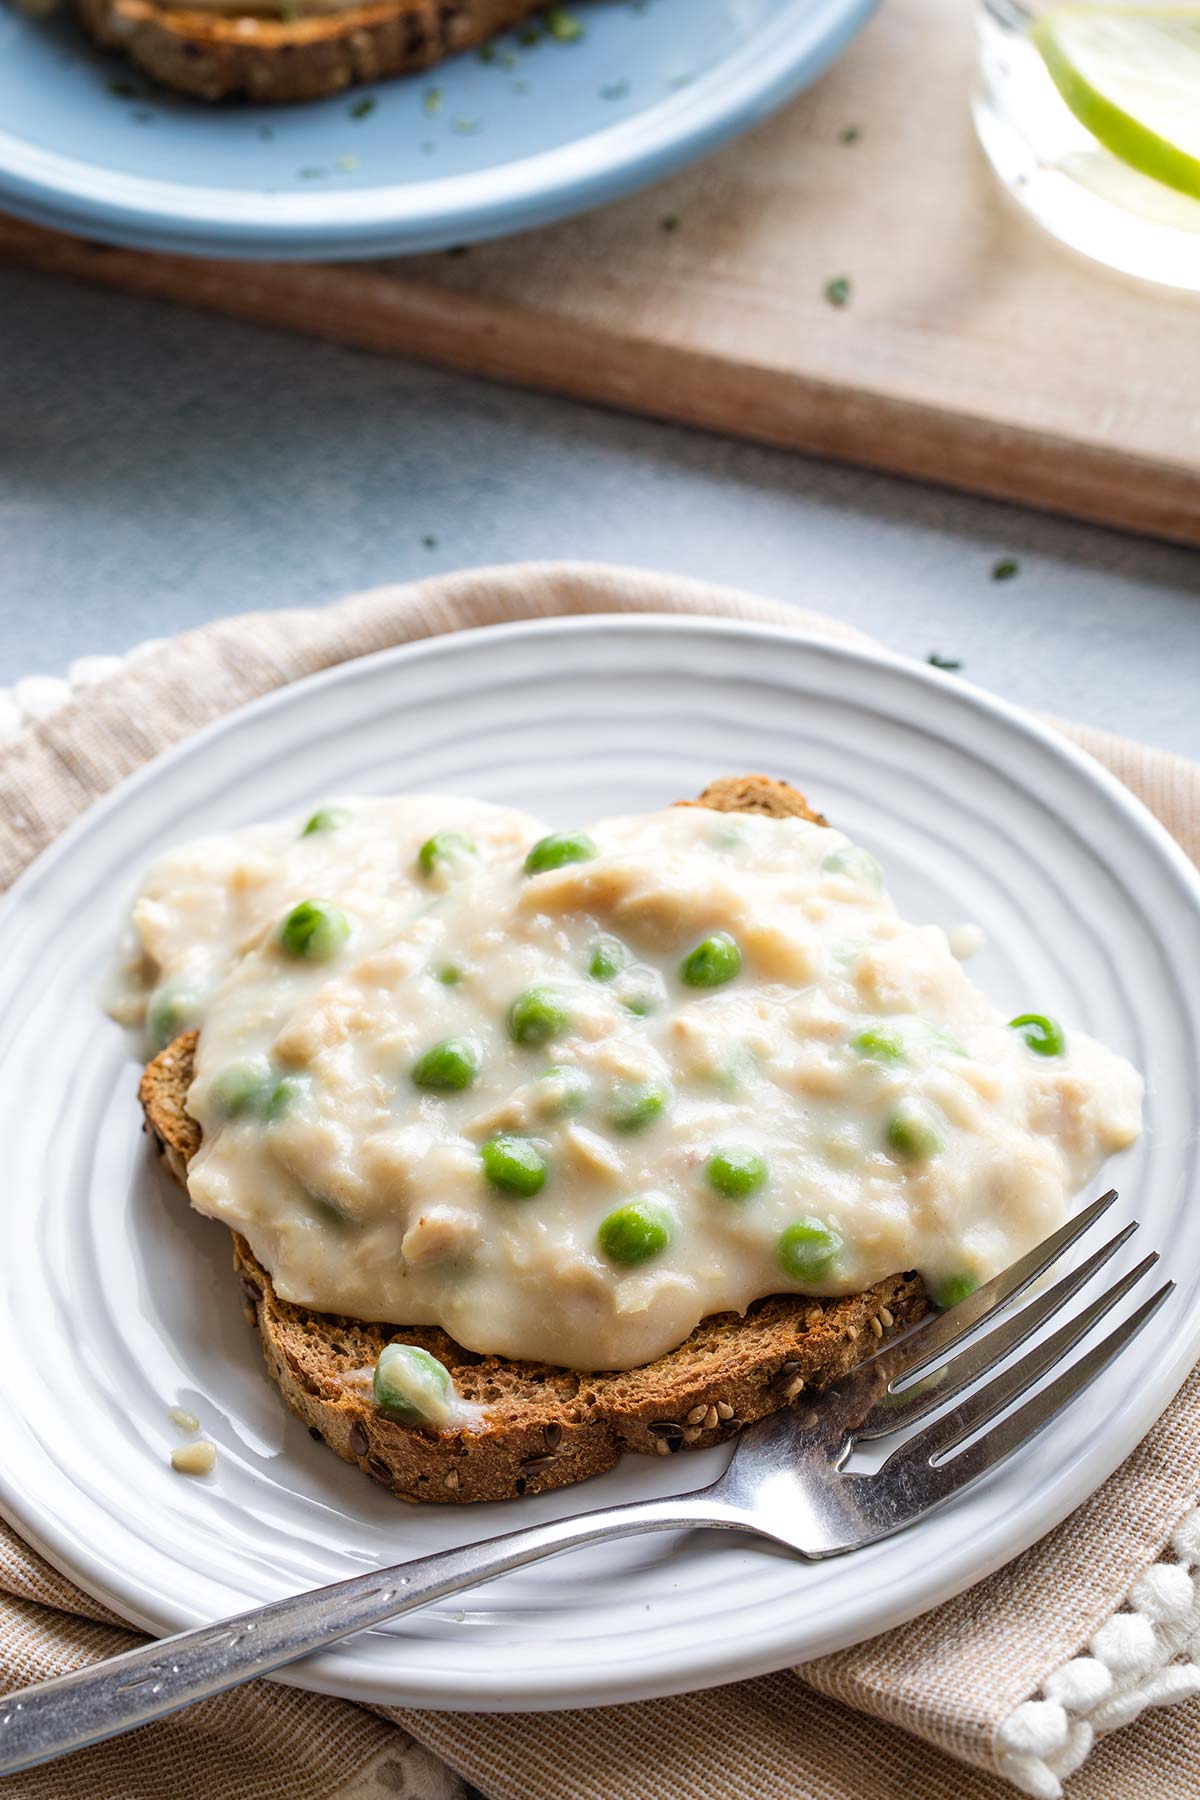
left=0, top=1189, right=1169, bottom=1777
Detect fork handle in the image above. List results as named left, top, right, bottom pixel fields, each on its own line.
left=0, top=1490, right=740, bottom=1776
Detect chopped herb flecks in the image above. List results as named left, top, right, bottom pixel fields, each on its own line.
left=424, top=86, right=444, bottom=114
left=546, top=0, right=584, bottom=27
left=452, top=117, right=481, bottom=135
left=601, top=79, right=631, bottom=99
left=298, top=167, right=327, bottom=180
left=992, top=557, right=1020, bottom=581
left=839, top=124, right=862, bottom=143
left=336, top=154, right=359, bottom=172
left=478, top=40, right=497, bottom=61
left=422, top=534, right=439, bottom=549
left=350, top=96, right=377, bottom=120
left=928, top=653, right=963, bottom=671
left=660, top=213, right=680, bottom=233
left=824, top=275, right=852, bottom=307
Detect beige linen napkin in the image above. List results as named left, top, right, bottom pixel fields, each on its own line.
left=2, top=563, right=1199, bottom=1800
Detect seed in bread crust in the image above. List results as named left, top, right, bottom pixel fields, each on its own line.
left=519, top=1454, right=559, bottom=1475
left=349, top=1421, right=370, bottom=1458
left=367, top=1456, right=393, bottom=1484
left=648, top=1421, right=683, bottom=1443
left=686, top=1403, right=707, bottom=1425
left=716, top=1400, right=735, bottom=1420
left=543, top=1422, right=563, bottom=1452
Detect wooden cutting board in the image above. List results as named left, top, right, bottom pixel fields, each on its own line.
left=4, top=0, right=1199, bottom=544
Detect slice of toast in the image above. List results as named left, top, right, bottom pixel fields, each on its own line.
left=139, top=776, right=927, bottom=1503
left=74, top=0, right=547, bottom=103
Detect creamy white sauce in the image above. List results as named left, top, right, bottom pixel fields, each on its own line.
left=119, top=795, right=1142, bottom=1372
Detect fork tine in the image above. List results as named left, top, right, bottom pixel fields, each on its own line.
left=866, top=1189, right=1120, bottom=1393
left=882, top=1253, right=1160, bottom=1473
left=852, top=1219, right=1139, bottom=1440
left=830, top=1280, right=1173, bottom=1554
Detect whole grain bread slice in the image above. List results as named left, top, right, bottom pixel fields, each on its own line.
left=139, top=776, right=927, bottom=1503
left=74, top=0, right=546, bottom=103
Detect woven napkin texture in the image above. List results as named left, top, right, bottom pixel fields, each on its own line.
left=2, top=563, right=1199, bottom=1800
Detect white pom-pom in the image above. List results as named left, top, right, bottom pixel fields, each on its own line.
left=0, top=690, right=23, bottom=744
left=1170, top=1507, right=1200, bottom=1565
left=1053, top=1718, right=1096, bottom=1779
left=67, top=654, right=124, bottom=690
left=1142, top=1665, right=1200, bottom=1706
left=996, top=1750, right=1063, bottom=1799
left=1130, top=1563, right=1195, bottom=1624
left=1090, top=1611, right=1158, bottom=1673
left=1043, top=1656, right=1113, bottom=1711
left=997, top=1699, right=1070, bottom=1756
left=13, top=674, right=72, bottom=722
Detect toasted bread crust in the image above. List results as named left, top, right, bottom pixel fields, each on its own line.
left=138, top=776, right=927, bottom=1502
left=74, top=0, right=545, bottom=102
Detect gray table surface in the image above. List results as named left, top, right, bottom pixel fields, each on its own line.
left=3, top=264, right=1198, bottom=756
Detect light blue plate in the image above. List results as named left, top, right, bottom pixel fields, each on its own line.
left=0, top=0, right=876, bottom=260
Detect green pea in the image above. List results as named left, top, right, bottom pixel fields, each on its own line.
left=934, top=1272, right=979, bottom=1310
left=412, top=1037, right=479, bottom=1092
left=280, top=899, right=350, bottom=961
left=680, top=930, right=742, bottom=988
left=607, top=1079, right=671, bottom=1132
left=301, top=805, right=352, bottom=837
left=851, top=1026, right=905, bottom=1063
left=147, top=980, right=204, bottom=1049
left=481, top=1134, right=547, bottom=1197
left=822, top=844, right=883, bottom=886
left=210, top=1059, right=271, bottom=1119
left=508, top=985, right=572, bottom=1047
left=524, top=831, right=598, bottom=875
left=535, top=1066, right=590, bottom=1116
left=417, top=832, right=476, bottom=878
left=266, top=1074, right=311, bottom=1121
left=777, top=1217, right=843, bottom=1281
left=433, top=962, right=463, bottom=986
left=886, top=1100, right=943, bottom=1161
left=1009, top=1013, right=1066, bottom=1057
left=598, top=1198, right=672, bottom=1266
left=588, top=933, right=629, bottom=982
left=705, top=1146, right=767, bottom=1199
left=373, top=1343, right=452, bottom=1426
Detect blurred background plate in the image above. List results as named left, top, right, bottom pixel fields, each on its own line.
left=0, top=0, right=876, bottom=259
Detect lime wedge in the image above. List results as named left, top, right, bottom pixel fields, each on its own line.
left=1033, top=7, right=1200, bottom=200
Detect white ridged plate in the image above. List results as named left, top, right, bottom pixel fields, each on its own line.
left=1, top=613, right=1198, bottom=1713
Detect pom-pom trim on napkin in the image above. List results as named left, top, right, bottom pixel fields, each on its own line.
left=996, top=1500, right=1200, bottom=1797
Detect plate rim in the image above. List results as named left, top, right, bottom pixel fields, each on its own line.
left=2, top=606, right=1199, bottom=1711
left=0, top=0, right=876, bottom=259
